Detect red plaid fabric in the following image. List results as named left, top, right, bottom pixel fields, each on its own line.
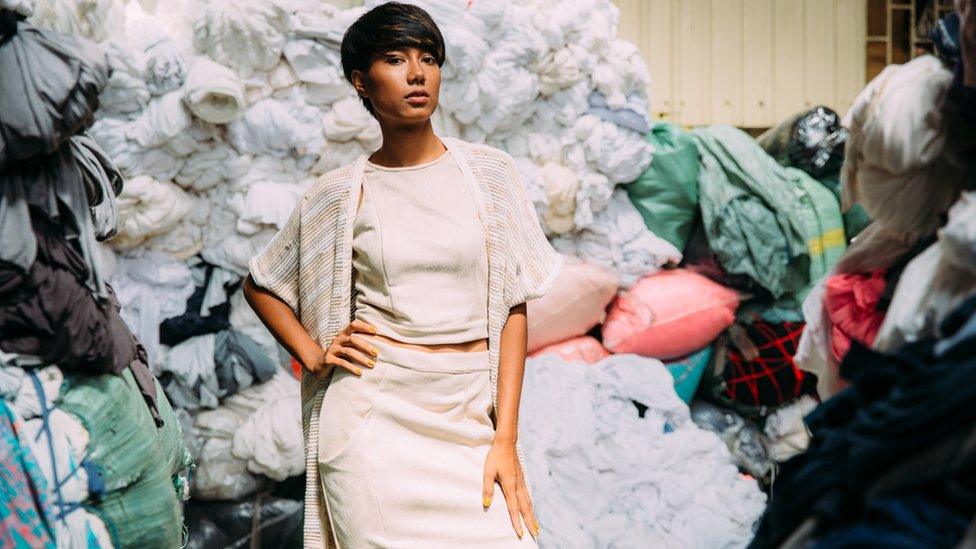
left=721, top=320, right=815, bottom=408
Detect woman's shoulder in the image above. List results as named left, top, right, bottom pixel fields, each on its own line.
left=299, top=159, right=361, bottom=209
left=444, top=136, right=516, bottom=172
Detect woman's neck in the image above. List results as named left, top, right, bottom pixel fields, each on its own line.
left=369, top=121, right=447, bottom=168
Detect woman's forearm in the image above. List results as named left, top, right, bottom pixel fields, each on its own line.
left=242, top=274, right=325, bottom=370
left=495, top=302, right=529, bottom=442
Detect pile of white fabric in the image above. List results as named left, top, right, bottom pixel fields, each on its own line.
left=521, top=354, right=767, bottom=548
left=186, top=372, right=302, bottom=500
left=25, top=0, right=670, bottom=289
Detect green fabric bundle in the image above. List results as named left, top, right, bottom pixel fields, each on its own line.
left=624, top=122, right=700, bottom=251
left=691, top=126, right=811, bottom=299
left=59, top=368, right=192, bottom=548
left=792, top=168, right=847, bottom=301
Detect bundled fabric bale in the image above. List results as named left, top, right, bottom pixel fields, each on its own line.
left=110, top=175, right=194, bottom=250
left=190, top=374, right=298, bottom=500
left=689, top=400, right=771, bottom=481
left=525, top=258, right=618, bottom=353
left=551, top=189, right=682, bottom=289
left=182, top=56, right=246, bottom=124
left=111, top=250, right=196, bottom=365
left=602, top=269, right=739, bottom=359
left=691, top=126, right=812, bottom=299
left=762, top=394, right=816, bottom=463
left=158, top=329, right=278, bottom=411
left=662, top=346, right=712, bottom=404
left=521, top=353, right=766, bottom=547
left=191, top=1, right=289, bottom=79
left=824, top=270, right=886, bottom=362
left=231, top=392, right=302, bottom=481
left=624, top=122, right=700, bottom=251
left=586, top=89, right=651, bottom=134
left=15, top=370, right=115, bottom=547
left=700, top=321, right=815, bottom=418
left=0, top=213, right=136, bottom=375
left=527, top=335, right=609, bottom=364
left=0, top=400, right=55, bottom=548
left=873, top=191, right=976, bottom=352
left=0, top=16, right=109, bottom=169
left=56, top=367, right=191, bottom=548
left=841, top=55, right=967, bottom=243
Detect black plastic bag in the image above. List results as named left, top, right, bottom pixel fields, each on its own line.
left=757, top=106, right=848, bottom=179
left=183, top=493, right=303, bottom=549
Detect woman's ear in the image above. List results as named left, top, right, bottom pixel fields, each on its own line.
left=351, top=69, right=368, bottom=99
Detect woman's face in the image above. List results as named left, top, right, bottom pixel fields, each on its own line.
left=354, top=47, right=441, bottom=124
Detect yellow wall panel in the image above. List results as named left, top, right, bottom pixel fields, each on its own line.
left=742, top=0, right=775, bottom=126
left=616, top=0, right=867, bottom=127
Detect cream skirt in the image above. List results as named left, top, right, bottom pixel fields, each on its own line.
left=317, top=336, right=539, bottom=548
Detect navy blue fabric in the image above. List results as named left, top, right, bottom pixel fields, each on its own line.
left=748, top=295, right=976, bottom=548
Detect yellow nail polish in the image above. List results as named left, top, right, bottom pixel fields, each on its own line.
left=369, top=359, right=375, bottom=366
left=482, top=497, right=491, bottom=507
left=371, top=347, right=378, bottom=355
left=534, top=522, right=541, bottom=536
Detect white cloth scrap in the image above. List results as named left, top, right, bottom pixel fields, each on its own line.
left=521, top=353, right=766, bottom=548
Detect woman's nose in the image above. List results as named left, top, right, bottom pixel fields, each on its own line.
left=408, top=60, right=425, bottom=83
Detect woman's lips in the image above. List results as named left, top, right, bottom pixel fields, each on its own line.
left=405, top=95, right=429, bottom=105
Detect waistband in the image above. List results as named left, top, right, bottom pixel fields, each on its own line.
left=368, top=336, right=489, bottom=373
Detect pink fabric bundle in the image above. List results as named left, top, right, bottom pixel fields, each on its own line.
left=823, top=270, right=887, bottom=362
left=526, top=259, right=619, bottom=353
left=528, top=336, right=610, bottom=364
left=601, top=269, right=739, bottom=359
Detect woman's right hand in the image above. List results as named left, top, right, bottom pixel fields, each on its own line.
left=305, top=319, right=380, bottom=378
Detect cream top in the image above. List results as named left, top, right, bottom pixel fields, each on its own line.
left=351, top=149, right=489, bottom=344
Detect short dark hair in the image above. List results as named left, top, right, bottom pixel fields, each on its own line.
left=340, top=2, right=446, bottom=117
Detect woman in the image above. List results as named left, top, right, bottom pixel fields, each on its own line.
left=243, top=3, right=563, bottom=547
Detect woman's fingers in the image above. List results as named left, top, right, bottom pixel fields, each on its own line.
left=329, top=356, right=363, bottom=376
left=516, top=469, right=539, bottom=538
left=348, top=319, right=378, bottom=335
left=348, top=334, right=380, bottom=360
left=335, top=340, right=375, bottom=369
left=482, top=466, right=495, bottom=509
left=500, top=475, right=524, bottom=539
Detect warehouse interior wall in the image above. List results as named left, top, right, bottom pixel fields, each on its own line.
left=613, top=0, right=868, bottom=128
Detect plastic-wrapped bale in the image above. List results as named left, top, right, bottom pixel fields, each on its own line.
left=57, top=368, right=192, bottom=548
left=624, top=122, right=700, bottom=251
left=756, top=106, right=847, bottom=180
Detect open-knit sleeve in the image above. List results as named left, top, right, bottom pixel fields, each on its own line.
left=248, top=200, right=302, bottom=312
left=500, top=151, right=565, bottom=306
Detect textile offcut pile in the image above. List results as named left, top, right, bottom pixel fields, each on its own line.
left=3, top=0, right=974, bottom=546
left=0, top=6, right=192, bottom=548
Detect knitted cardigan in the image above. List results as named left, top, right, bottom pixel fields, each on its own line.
left=248, top=135, right=564, bottom=548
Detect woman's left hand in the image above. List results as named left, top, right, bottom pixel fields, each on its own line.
left=482, top=438, right=539, bottom=540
